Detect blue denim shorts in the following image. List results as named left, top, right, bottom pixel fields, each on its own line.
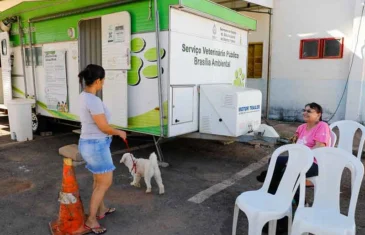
left=78, top=136, right=116, bottom=174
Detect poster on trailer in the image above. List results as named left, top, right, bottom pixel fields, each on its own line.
left=44, top=50, right=69, bottom=112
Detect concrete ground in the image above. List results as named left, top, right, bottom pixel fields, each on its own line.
left=0, top=115, right=365, bottom=235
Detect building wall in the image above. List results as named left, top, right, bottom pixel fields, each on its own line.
left=242, top=11, right=270, bottom=115
left=345, top=0, right=365, bottom=123
left=243, top=0, right=357, bottom=122
left=270, top=0, right=355, bottom=122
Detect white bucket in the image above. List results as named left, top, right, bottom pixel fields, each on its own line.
left=7, top=98, right=35, bottom=142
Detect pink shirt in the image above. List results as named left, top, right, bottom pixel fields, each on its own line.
left=296, top=121, right=331, bottom=163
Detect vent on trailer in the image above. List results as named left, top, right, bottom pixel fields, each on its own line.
left=199, top=84, right=262, bottom=137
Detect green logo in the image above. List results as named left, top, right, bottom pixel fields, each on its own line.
left=233, top=68, right=245, bottom=87
left=128, top=37, right=166, bottom=86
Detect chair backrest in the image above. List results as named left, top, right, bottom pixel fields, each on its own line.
left=262, top=144, right=313, bottom=207
left=308, top=147, right=364, bottom=219
left=330, top=130, right=337, bottom=147
left=330, top=120, right=365, bottom=159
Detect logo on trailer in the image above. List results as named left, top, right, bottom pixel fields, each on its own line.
left=212, top=24, right=217, bottom=40
left=238, top=105, right=261, bottom=115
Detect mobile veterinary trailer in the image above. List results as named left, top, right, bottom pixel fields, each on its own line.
left=0, top=0, right=278, bottom=146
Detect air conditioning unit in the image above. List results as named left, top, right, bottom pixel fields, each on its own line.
left=199, top=84, right=262, bottom=137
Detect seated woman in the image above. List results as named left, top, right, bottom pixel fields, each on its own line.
left=257, top=102, right=331, bottom=196
left=258, top=102, right=331, bottom=234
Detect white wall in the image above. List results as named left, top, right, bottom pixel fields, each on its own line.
left=269, top=0, right=355, bottom=121
left=241, top=11, right=270, bottom=115
left=345, top=0, right=365, bottom=123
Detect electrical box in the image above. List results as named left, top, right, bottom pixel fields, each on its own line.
left=199, top=84, right=262, bottom=137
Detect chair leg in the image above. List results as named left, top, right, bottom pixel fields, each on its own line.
left=312, top=178, right=317, bottom=199
left=287, top=208, right=293, bottom=234
left=248, top=219, right=264, bottom=235
left=351, top=171, right=355, bottom=193
left=291, top=220, right=300, bottom=235
left=291, top=220, right=307, bottom=235
left=268, top=220, right=277, bottom=235
left=232, top=203, right=239, bottom=235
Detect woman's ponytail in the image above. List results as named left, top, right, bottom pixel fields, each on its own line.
left=78, top=64, right=105, bottom=86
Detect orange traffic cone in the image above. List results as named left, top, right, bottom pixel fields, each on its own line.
left=49, top=158, right=89, bottom=235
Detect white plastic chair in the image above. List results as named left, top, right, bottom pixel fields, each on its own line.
left=232, top=144, right=313, bottom=235
left=331, top=120, right=365, bottom=190
left=330, top=120, right=365, bottom=159
left=330, top=130, right=338, bottom=147
left=291, top=147, right=364, bottom=235
left=307, top=130, right=337, bottom=195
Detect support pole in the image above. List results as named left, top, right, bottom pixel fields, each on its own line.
left=28, top=21, right=38, bottom=112
left=153, top=136, right=169, bottom=167
left=17, top=17, right=28, bottom=98
left=153, top=0, right=165, bottom=138
left=265, top=9, right=273, bottom=119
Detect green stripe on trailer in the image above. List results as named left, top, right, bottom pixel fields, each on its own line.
left=2, top=0, right=179, bottom=46
left=180, top=0, right=257, bottom=31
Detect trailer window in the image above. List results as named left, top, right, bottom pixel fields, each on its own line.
left=25, top=47, right=43, bottom=66
left=25, top=48, right=30, bottom=66
left=1, top=39, right=7, bottom=56
left=34, top=47, right=43, bottom=66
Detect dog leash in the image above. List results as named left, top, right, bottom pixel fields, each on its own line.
left=123, top=138, right=137, bottom=174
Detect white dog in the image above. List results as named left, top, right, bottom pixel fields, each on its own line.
left=120, top=152, right=165, bottom=194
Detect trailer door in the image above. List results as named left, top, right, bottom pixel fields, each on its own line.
left=101, top=12, right=131, bottom=128
left=0, top=32, right=12, bottom=106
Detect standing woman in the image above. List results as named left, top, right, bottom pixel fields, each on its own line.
left=78, top=64, right=127, bottom=234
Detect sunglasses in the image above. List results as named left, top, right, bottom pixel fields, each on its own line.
left=302, top=109, right=313, bottom=113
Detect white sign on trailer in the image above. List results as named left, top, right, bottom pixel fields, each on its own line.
left=44, top=50, right=68, bottom=112
left=170, top=8, right=248, bottom=87
left=168, top=9, right=249, bottom=137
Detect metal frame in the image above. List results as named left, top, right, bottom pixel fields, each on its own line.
left=17, top=16, right=28, bottom=98
left=28, top=21, right=38, bottom=113
left=63, top=50, right=70, bottom=112
left=154, top=0, right=165, bottom=138
left=266, top=9, right=272, bottom=119
left=153, top=0, right=169, bottom=166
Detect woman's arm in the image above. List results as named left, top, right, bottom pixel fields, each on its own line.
left=289, top=134, right=298, bottom=143
left=312, top=141, right=326, bottom=149
left=92, top=114, right=127, bottom=139
left=313, top=122, right=331, bottom=149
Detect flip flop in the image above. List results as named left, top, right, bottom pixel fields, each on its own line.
left=84, top=224, right=107, bottom=235
left=97, top=208, right=116, bottom=220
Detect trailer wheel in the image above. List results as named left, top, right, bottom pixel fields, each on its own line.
left=32, top=113, right=48, bottom=134
left=32, top=112, right=39, bottom=133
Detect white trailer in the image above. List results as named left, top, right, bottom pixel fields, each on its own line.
left=0, top=0, right=279, bottom=161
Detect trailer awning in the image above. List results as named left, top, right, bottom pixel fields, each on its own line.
left=211, top=0, right=273, bottom=10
